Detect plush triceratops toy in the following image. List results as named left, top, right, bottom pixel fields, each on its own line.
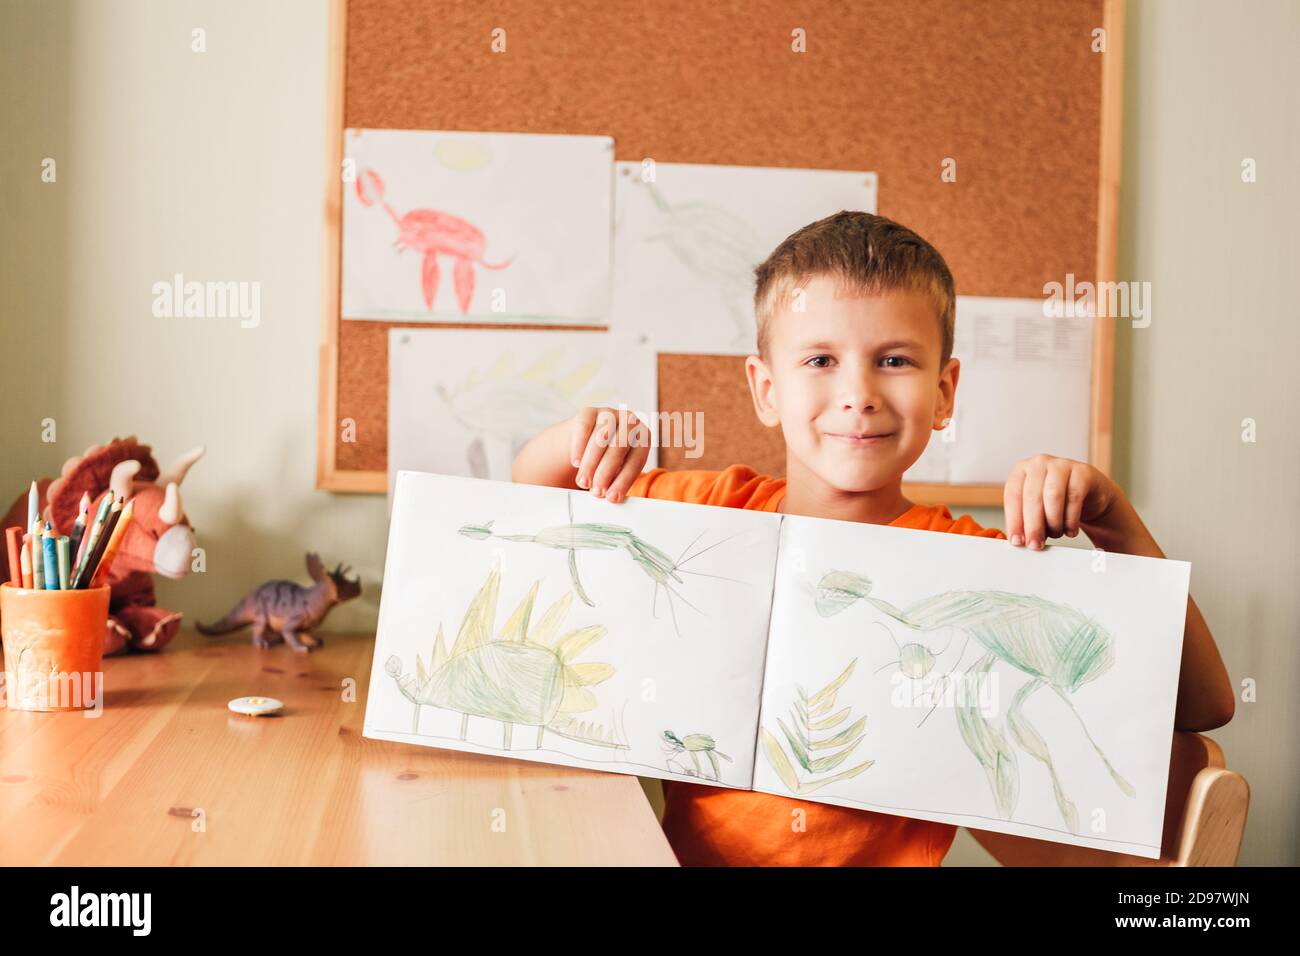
left=0, top=437, right=204, bottom=655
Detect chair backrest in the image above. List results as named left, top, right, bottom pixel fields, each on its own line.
left=966, top=732, right=1249, bottom=866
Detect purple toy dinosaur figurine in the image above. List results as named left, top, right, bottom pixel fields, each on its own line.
left=197, top=553, right=361, bottom=653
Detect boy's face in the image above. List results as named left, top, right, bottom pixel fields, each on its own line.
left=745, top=275, right=959, bottom=495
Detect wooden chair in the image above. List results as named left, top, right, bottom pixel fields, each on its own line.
left=967, top=732, right=1249, bottom=866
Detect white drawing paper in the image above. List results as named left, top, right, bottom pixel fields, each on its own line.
left=364, top=471, right=783, bottom=789
left=611, top=162, right=879, bottom=355
left=388, top=327, right=659, bottom=495
left=753, top=513, right=1189, bottom=859
left=342, top=129, right=613, bottom=323
left=363, top=473, right=1191, bottom=858
left=906, top=296, right=1094, bottom=484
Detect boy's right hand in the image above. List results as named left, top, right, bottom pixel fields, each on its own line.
left=570, top=406, right=651, bottom=504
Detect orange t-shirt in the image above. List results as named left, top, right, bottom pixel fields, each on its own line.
left=626, top=463, right=1007, bottom=867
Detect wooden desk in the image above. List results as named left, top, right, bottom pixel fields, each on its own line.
left=0, top=630, right=677, bottom=865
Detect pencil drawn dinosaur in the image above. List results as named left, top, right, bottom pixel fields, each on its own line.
left=815, top=570, right=1134, bottom=831
left=458, top=493, right=739, bottom=637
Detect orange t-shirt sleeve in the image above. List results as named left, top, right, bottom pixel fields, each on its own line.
left=891, top=503, right=1008, bottom=540
left=626, top=465, right=769, bottom=508
left=625, top=467, right=721, bottom=504
left=947, top=513, right=1007, bottom=540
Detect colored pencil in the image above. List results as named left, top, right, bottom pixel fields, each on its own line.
left=71, top=493, right=114, bottom=589
left=30, top=527, right=44, bottom=589
left=76, top=496, right=121, bottom=589
left=56, top=535, right=71, bottom=589
left=90, top=499, right=134, bottom=587
left=5, top=526, right=21, bottom=586
left=73, top=498, right=96, bottom=569
left=68, top=491, right=91, bottom=564
left=41, top=524, right=58, bottom=590
left=19, top=535, right=32, bottom=588
left=27, top=481, right=37, bottom=532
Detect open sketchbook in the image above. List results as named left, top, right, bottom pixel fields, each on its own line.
left=364, top=471, right=1191, bottom=858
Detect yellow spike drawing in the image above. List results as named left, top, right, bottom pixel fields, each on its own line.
left=449, top=560, right=500, bottom=657
left=553, top=360, right=601, bottom=395
left=497, top=580, right=539, bottom=642
left=554, top=625, right=606, bottom=662
left=528, top=590, right=574, bottom=647
left=430, top=622, right=448, bottom=674
left=520, top=352, right=562, bottom=384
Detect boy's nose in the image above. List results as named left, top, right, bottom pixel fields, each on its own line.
left=839, top=370, right=882, bottom=412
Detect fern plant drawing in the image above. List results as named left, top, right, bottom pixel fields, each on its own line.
left=385, top=559, right=628, bottom=752
left=761, top=659, right=874, bottom=795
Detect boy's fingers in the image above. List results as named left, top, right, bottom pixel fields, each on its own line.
left=608, top=421, right=650, bottom=504
left=1020, top=461, right=1047, bottom=549
left=1003, top=464, right=1027, bottom=546
left=590, top=441, right=630, bottom=498
left=574, top=410, right=615, bottom=489
left=605, top=427, right=651, bottom=503
left=592, top=413, right=649, bottom=497
left=570, top=407, right=599, bottom=468
left=1042, top=461, right=1069, bottom=538
left=1064, top=465, right=1087, bottom=537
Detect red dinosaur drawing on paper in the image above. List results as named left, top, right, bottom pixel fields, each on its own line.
left=356, top=168, right=514, bottom=313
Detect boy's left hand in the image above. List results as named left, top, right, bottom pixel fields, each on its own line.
left=1003, top=454, right=1121, bottom=549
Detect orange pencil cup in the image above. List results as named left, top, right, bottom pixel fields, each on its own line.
left=0, top=582, right=110, bottom=712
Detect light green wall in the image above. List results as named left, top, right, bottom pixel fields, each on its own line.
left=0, top=0, right=384, bottom=635
left=1, top=0, right=1293, bottom=865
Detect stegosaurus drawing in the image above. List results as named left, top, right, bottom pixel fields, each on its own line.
left=386, top=560, right=628, bottom=752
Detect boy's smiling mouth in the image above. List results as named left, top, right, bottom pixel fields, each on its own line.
left=824, top=430, right=896, bottom=446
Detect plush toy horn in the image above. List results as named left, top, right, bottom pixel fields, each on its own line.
left=157, top=446, right=206, bottom=488
left=159, top=482, right=182, bottom=526
left=110, top=460, right=142, bottom=503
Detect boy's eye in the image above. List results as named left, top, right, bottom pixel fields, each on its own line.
left=804, top=355, right=833, bottom=368
left=880, top=355, right=912, bottom=368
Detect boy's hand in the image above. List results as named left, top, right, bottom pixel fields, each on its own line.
left=570, top=406, right=650, bottom=504
left=1003, top=454, right=1122, bottom=549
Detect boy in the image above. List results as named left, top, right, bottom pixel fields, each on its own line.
left=511, top=211, right=1234, bottom=866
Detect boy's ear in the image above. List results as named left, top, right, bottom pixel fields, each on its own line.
left=745, top=355, right=782, bottom=428
left=932, top=357, right=961, bottom=429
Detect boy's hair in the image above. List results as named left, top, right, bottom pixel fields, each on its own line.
left=752, top=211, right=956, bottom=367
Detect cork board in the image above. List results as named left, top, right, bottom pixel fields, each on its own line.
left=318, top=0, right=1125, bottom=502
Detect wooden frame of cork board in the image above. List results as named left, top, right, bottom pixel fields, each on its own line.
left=316, top=0, right=1126, bottom=503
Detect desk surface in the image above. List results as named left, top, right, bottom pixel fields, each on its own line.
left=0, top=630, right=677, bottom=865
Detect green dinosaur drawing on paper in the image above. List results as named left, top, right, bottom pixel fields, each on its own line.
left=386, top=560, right=627, bottom=752
left=815, top=570, right=1135, bottom=832
left=432, top=350, right=613, bottom=479
left=661, top=730, right=733, bottom=782
left=459, top=493, right=738, bottom=637
left=632, top=177, right=764, bottom=348
left=761, top=659, right=875, bottom=795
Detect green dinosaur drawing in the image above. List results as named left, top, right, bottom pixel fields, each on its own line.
left=459, top=493, right=738, bottom=636
left=661, top=730, right=733, bottom=782
left=386, top=560, right=627, bottom=752
left=815, top=569, right=1135, bottom=831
